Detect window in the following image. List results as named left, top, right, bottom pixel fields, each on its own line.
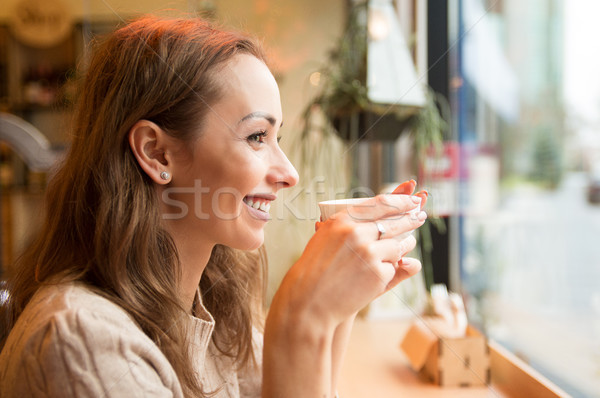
left=451, top=0, right=600, bottom=396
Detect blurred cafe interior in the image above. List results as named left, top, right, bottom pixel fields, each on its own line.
left=0, top=0, right=598, bottom=396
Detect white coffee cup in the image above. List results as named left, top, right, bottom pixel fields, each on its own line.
left=318, top=195, right=421, bottom=240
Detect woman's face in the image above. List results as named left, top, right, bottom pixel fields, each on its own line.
left=164, top=54, right=299, bottom=250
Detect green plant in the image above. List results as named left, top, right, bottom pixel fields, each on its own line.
left=530, top=126, right=563, bottom=189
left=295, top=1, right=446, bottom=169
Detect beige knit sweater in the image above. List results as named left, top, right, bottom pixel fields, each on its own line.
left=0, top=282, right=262, bottom=397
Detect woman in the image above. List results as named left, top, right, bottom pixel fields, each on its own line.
left=0, top=16, right=427, bottom=397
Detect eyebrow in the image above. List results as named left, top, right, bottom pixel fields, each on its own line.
left=239, top=111, right=283, bottom=127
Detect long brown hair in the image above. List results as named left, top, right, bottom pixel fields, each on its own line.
left=1, top=16, right=267, bottom=397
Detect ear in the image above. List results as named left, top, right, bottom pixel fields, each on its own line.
left=128, top=120, right=172, bottom=184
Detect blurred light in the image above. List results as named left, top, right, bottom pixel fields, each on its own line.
left=368, top=9, right=390, bottom=41
left=367, top=0, right=425, bottom=106
left=309, top=71, right=321, bottom=86
left=0, top=286, right=9, bottom=306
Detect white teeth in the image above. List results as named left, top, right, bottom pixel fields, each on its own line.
left=244, top=197, right=271, bottom=213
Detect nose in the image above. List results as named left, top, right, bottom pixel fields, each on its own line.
left=267, top=146, right=299, bottom=189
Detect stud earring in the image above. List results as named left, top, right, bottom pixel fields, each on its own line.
left=160, top=171, right=170, bottom=180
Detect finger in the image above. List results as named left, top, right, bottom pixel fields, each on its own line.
left=370, top=235, right=416, bottom=263
left=346, top=194, right=422, bottom=222
left=372, top=213, right=427, bottom=241
left=392, top=181, right=428, bottom=209
left=386, top=257, right=422, bottom=291
left=396, top=234, right=417, bottom=255
left=315, top=221, right=323, bottom=231
left=415, top=190, right=429, bottom=209
left=368, top=239, right=403, bottom=265
left=392, top=179, right=416, bottom=195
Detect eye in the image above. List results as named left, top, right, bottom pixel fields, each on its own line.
left=247, top=130, right=267, bottom=144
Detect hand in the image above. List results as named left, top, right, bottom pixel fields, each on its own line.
left=280, top=193, right=426, bottom=327
left=315, top=179, right=428, bottom=231
left=263, top=183, right=427, bottom=398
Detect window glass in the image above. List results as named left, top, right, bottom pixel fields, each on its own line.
left=452, top=0, right=600, bottom=396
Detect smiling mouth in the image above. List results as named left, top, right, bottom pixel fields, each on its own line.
left=243, top=196, right=272, bottom=213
